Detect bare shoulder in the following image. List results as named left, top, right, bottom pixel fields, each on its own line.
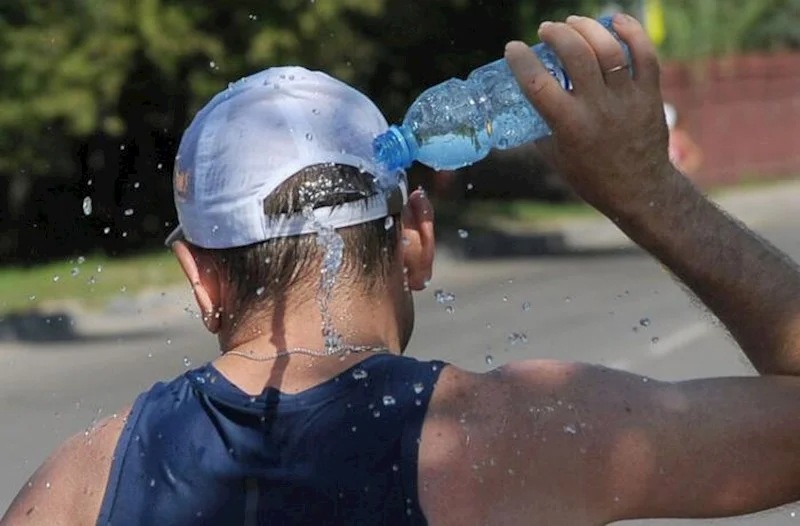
left=1, top=407, right=131, bottom=526
left=417, top=362, right=524, bottom=526
left=417, top=359, right=646, bottom=526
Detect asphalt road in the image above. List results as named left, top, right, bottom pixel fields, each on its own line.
left=1, top=220, right=799, bottom=525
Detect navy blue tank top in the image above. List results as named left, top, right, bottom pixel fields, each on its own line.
left=96, top=354, right=446, bottom=525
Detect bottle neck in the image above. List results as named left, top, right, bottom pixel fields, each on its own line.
left=374, top=125, right=418, bottom=172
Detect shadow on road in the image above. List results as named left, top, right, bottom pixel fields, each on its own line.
left=0, top=311, right=167, bottom=345
left=438, top=227, right=645, bottom=260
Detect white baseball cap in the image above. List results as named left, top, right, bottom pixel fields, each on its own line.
left=165, top=66, right=408, bottom=249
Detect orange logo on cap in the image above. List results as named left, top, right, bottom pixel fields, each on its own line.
left=174, top=167, right=190, bottom=200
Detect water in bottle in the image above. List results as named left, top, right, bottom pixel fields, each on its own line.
left=373, top=16, right=631, bottom=172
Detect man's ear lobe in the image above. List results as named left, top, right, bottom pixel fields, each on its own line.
left=173, top=241, right=222, bottom=333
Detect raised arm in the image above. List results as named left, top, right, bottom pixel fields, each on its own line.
left=505, top=14, right=800, bottom=375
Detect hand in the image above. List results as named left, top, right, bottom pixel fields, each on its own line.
left=505, top=14, right=675, bottom=217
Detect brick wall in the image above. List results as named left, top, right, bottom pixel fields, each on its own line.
left=661, top=52, right=800, bottom=186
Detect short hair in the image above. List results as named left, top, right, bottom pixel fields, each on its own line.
left=193, top=164, right=400, bottom=315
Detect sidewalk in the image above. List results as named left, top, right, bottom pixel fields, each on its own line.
left=2, top=178, right=799, bottom=345
left=438, top=178, right=800, bottom=257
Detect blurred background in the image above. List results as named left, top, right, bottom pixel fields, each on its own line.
left=2, top=0, right=800, bottom=268
left=3, top=2, right=800, bottom=523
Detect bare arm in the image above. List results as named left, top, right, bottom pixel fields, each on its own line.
left=505, top=15, right=800, bottom=375
left=421, top=362, right=800, bottom=525
left=617, top=168, right=800, bottom=374
left=1, top=410, right=127, bottom=525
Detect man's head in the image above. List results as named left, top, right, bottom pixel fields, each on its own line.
left=167, top=67, right=434, bottom=352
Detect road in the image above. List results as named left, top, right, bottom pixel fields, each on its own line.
left=1, top=219, right=799, bottom=524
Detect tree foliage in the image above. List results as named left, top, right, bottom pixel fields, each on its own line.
left=0, top=0, right=796, bottom=262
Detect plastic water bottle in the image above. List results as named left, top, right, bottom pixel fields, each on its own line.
left=374, top=16, right=631, bottom=172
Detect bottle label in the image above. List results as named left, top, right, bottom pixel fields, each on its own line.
left=546, top=65, right=572, bottom=91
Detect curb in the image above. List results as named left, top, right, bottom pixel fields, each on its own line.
left=438, top=179, right=800, bottom=258
left=2, top=179, right=797, bottom=346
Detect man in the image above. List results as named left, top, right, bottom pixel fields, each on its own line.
left=4, top=13, right=800, bottom=526
left=664, top=102, right=703, bottom=176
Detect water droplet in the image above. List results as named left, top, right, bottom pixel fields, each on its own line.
left=651, top=337, right=660, bottom=345
left=305, top=132, right=313, bottom=141
left=639, top=317, right=651, bottom=327
left=502, top=296, right=509, bottom=303
left=52, top=275, right=60, bottom=282
left=466, top=183, right=474, bottom=190
left=372, top=409, right=381, bottom=418
left=458, top=229, right=469, bottom=239
left=413, top=382, right=424, bottom=394
left=120, top=285, right=127, bottom=293
left=564, top=296, right=572, bottom=303
left=507, top=332, right=528, bottom=346
left=248, top=13, right=258, bottom=20
left=485, top=355, right=494, bottom=365
left=82, top=197, right=93, bottom=216
left=434, top=289, right=455, bottom=304
left=157, top=163, right=163, bottom=170
left=255, top=286, right=265, bottom=296
left=96, top=265, right=103, bottom=273
left=70, top=267, right=80, bottom=277
left=87, top=276, right=96, bottom=285
left=352, top=368, right=368, bottom=380
left=45, top=482, right=51, bottom=489
left=149, top=479, right=156, bottom=488
left=166, top=339, right=172, bottom=345
left=123, top=208, right=134, bottom=217
left=77, top=256, right=85, bottom=264
left=521, top=301, right=532, bottom=312
left=133, top=182, right=140, bottom=189
left=103, top=227, right=111, bottom=235
left=382, top=395, right=396, bottom=406
left=312, top=108, right=320, bottom=115
left=563, top=424, right=577, bottom=435
left=183, top=357, right=191, bottom=367
left=384, top=216, right=394, bottom=230
left=445, top=305, right=455, bottom=314
left=392, top=464, right=399, bottom=472
left=209, top=60, right=217, bottom=69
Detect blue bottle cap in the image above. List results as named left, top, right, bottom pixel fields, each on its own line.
left=373, top=125, right=415, bottom=172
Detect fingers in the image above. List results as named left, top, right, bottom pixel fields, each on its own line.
left=566, top=15, right=632, bottom=90
left=505, top=40, right=571, bottom=130
left=611, top=13, right=661, bottom=91
left=537, top=21, right=605, bottom=95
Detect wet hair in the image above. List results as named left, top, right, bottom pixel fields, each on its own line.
left=194, top=164, right=400, bottom=314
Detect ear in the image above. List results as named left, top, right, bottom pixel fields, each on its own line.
left=400, top=189, right=435, bottom=291
left=172, top=241, right=223, bottom=334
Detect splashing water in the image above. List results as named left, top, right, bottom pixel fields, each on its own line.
left=434, top=289, right=455, bottom=304
left=303, top=204, right=345, bottom=353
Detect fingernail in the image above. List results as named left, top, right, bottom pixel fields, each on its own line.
left=613, top=12, right=633, bottom=24
left=566, top=15, right=583, bottom=23
left=539, top=21, right=553, bottom=30
left=505, top=41, right=528, bottom=54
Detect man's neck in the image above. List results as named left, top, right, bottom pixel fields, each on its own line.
left=211, top=294, right=403, bottom=396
